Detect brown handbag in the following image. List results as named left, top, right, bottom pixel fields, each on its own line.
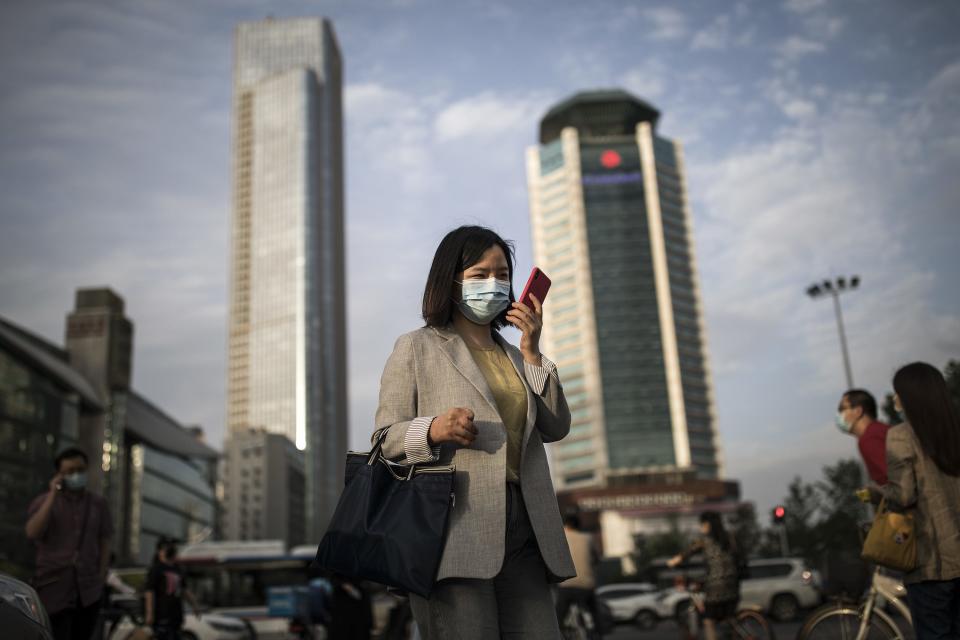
left=861, top=498, right=917, bottom=572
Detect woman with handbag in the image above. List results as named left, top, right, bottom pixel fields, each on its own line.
left=882, top=362, right=960, bottom=639
left=373, top=225, right=575, bottom=639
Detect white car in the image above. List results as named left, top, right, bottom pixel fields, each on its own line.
left=597, top=583, right=690, bottom=630
left=110, top=611, right=252, bottom=640
left=739, top=557, right=822, bottom=621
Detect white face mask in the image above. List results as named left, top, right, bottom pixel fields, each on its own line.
left=63, top=471, right=88, bottom=490
left=835, top=412, right=853, bottom=435
left=456, top=278, right=511, bottom=325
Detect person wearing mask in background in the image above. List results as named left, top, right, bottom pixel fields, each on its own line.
left=837, top=389, right=891, bottom=485
left=668, top=512, right=740, bottom=640
left=144, top=538, right=202, bottom=640
left=373, top=226, right=574, bottom=638
left=881, top=362, right=960, bottom=639
left=25, top=447, right=113, bottom=640
left=555, top=511, right=599, bottom=630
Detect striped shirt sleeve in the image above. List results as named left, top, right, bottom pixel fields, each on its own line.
left=524, top=354, right=560, bottom=396
left=404, top=416, right=441, bottom=464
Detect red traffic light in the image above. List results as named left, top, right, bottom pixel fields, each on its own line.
left=773, top=505, right=786, bottom=524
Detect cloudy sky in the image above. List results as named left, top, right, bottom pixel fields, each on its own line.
left=2, top=0, right=958, bottom=515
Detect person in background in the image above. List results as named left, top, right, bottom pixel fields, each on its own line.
left=25, top=446, right=113, bottom=640
left=668, top=512, right=740, bottom=640
left=327, top=576, right=373, bottom=639
left=836, top=389, right=891, bottom=485
left=144, top=537, right=202, bottom=640
left=881, top=362, right=960, bottom=639
left=555, top=511, right=599, bottom=629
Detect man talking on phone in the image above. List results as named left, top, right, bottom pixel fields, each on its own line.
left=25, top=446, right=113, bottom=640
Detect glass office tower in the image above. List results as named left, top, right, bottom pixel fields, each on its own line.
left=228, top=18, right=346, bottom=541
left=526, top=90, right=721, bottom=489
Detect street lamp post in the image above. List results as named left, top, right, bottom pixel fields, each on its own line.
left=806, top=276, right=860, bottom=389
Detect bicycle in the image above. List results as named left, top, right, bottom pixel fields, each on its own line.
left=100, top=594, right=147, bottom=640
left=796, top=565, right=912, bottom=639
left=679, top=581, right=775, bottom=640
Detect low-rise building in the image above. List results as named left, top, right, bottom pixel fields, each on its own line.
left=0, top=287, right=219, bottom=573
left=220, top=429, right=305, bottom=547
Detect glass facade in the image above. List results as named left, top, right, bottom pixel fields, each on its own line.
left=229, top=18, right=347, bottom=541
left=580, top=140, right=675, bottom=470
left=0, top=345, right=82, bottom=578
left=129, top=445, right=217, bottom=565
left=654, top=136, right=720, bottom=476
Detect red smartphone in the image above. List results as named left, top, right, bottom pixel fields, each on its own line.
left=519, top=267, right=551, bottom=308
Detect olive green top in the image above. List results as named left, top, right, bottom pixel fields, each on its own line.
left=468, top=345, right=528, bottom=483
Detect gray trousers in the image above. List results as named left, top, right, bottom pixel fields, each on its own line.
left=410, top=483, right=562, bottom=639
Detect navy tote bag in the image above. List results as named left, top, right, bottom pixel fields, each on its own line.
left=311, top=433, right=455, bottom=597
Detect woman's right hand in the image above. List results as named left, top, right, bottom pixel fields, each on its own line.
left=428, top=408, right=477, bottom=446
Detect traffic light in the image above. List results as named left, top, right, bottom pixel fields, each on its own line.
left=772, top=505, right=786, bottom=525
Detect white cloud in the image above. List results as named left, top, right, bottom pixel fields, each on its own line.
left=691, top=15, right=731, bottom=51
left=433, top=92, right=544, bottom=142
left=553, top=49, right=614, bottom=88
left=781, top=98, right=817, bottom=119
left=783, top=0, right=826, bottom=14
left=764, top=75, right=820, bottom=120
left=642, top=7, right=689, bottom=41
left=800, top=13, right=847, bottom=40
left=345, top=82, right=438, bottom=193
left=621, top=62, right=667, bottom=100
left=776, top=35, right=827, bottom=59
left=690, top=85, right=960, bottom=406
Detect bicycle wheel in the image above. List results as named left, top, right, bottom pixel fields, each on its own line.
left=797, top=602, right=902, bottom=640
left=561, top=604, right=589, bottom=640
left=733, top=609, right=775, bottom=640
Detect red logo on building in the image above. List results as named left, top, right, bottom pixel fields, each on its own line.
left=600, top=150, right=622, bottom=169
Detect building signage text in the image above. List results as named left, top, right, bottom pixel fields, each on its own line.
left=581, top=171, right=642, bottom=186
left=576, top=492, right=697, bottom=512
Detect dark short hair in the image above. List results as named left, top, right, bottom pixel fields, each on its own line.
left=422, top=226, right=516, bottom=330
left=893, top=362, right=960, bottom=476
left=843, top=389, right=877, bottom=420
left=54, top=446, right=88, bottom=471
left=156, top=536, right=179, bottom=549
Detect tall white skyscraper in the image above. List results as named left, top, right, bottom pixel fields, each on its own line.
left=526, top=90, right=722, bottom=490
left=227, top=17, right=346, bottom=541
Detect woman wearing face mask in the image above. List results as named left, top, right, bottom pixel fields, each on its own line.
left=881, top=362, right=960, bottom=640
left=144, top=538, right=202, bottom=640
left=373, top=225, right=574, bottom=638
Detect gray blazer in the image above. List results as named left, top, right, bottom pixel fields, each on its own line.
left=373, top=325, right=576, bottom=582
left=884, top=423, right=960, bottom=584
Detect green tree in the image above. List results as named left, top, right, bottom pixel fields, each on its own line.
left=782, top=477, right=819, bottom=563
left=730, top=502, right=762, bottom=556
left=632, top=515, right=688, bottom=572
left=945, top=360, right=960, bottom=416
left=815, top=459, right=866, bottom=563
left=764, top=460, right=870, bottom=570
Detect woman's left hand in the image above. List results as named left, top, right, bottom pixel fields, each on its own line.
left=506, top=294, right=543, bottom=365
